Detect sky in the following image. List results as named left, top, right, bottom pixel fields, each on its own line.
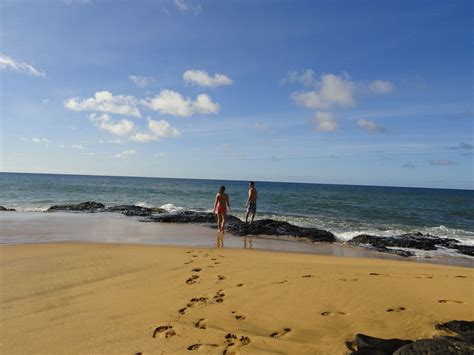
left=0, top=0, right=472, bottom=189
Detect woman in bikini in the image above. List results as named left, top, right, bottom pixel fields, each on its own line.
left=213, top=185, right=230, bottom=232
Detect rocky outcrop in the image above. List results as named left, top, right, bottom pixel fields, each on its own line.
left=105, top=205, right=166, bottom=217
left=225, top=219, right=336, bottom=242
left=147, top=212, right=335, bottom=242
left=45, top=202, right=167, bottom=216
left=46, top=201, right=105, bottom=212
left=148, top=211, right=241, bottom=224
left=348, top=232, right=473, bottom=257
left=346, top=320, right=474, bottom=354
left=0, top=206, right=16, bottom=211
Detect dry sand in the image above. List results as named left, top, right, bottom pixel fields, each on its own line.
left=0, top=242, right=472, bottom=354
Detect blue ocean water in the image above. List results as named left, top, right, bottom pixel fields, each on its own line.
left=1, top=172, right=473, bottom=245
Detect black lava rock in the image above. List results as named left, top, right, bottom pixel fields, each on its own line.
left=105, top=205, right=166, bottom=217
left=225, top=218, right=335, bottom=242
left=353, top=333, right=412, bottom=354
left=46, top=201, right=105, bottom=213
left=347, top=232, right=472, bottom=257
left=393, top=337, right=474, bottom=354
left=0, top=206, right=16, bottom=211
left=435, top=320, right=474, bottom=335
left=347, top=320, right=474, bottom=354
left=148, top=211, right=240, bottom=224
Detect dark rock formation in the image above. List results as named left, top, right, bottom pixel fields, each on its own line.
left=146, top=212, right=335, bottom=242
left=346, top=333, right=412, bottom=354
left=347, top=320, right=474, bottom=354
left=0, top=206, right=16, bottom=211
left=394, top=337, right=473, bottom=354
left=445, top=242, right=474, bottom=257
left=148, top=211, right=240, bottom=224
left=45, top=202, right=167, bottom=216
left=46, top=201, right=105, bottom=213
left=225, top=218, right=335, bottom=242
left=435, top=320, right=474, bottom=335
left=105, top=205, right=166, bottom=217
left=348, top=232, right=473, bottom=257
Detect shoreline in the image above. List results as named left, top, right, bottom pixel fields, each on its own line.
left=1, top=242, right=472, bottom=353
left=1, top=211, right=473, bottom=268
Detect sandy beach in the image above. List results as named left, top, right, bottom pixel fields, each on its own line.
left=1, top=242, right=472, bottom=354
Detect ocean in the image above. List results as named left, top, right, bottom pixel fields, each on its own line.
left=1, top=172, right=473, bottom=249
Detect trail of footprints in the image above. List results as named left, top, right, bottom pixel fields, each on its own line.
left=150, top=253, right=467, bottom=352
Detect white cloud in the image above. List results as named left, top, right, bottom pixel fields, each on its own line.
left=99, top=138, right=122, bottom=144
left=148, top=118, right=181, bottom=137
left=0, top=54, right=46, bottom=77
left=89, top=113, right=135, bottom=136
left=183, top=69, right=233, bottom=88
left=129, top=132, right=159, bottom=143
left=21, top=137, right=50, bottom=143
left=291, top=73, right=355, bottom=110
left=129, top=75, right=153, bottom=88
left=65, top=91, right=141, bottom=118
left=430, top=159, right=455, bottom=166
left=72, top=144, right=85, bottom=150
left=314, top=112, right=339, bottom=132
left=141, top=90, right=219, bottom=117
left=115, top=149, right=136, bottom=159
left=174, top=0, right=201, bottom=14
left=154, top=152, right=167, bottom=158
left=369, top=80, right=395, bottom=94
left=98, top=119, right=135, bottom=136
left=357, top=118, right=387, bottom=133
left=281, top=69, right=317, bottom=87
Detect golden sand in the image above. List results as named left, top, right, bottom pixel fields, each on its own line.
left=0, top=243, right=472, bottom=354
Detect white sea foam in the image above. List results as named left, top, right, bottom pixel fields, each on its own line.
left=160, top=203, right=184, bottom=213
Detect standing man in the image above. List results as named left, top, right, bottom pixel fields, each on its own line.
left=245, top=181, right=258, bottom=224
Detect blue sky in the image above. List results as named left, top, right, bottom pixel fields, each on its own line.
left=1, top=0, right=472, bottom=189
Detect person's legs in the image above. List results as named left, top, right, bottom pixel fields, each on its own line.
left=217, top=212, right=222, bottom=231
left=250, top=211, right=256, bottom=223
left=222, top=213, right=227, bottom=231
left=245, top=211, right=250, bottom=224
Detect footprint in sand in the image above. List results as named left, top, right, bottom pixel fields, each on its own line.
left=191, top=268, right=202, bottom=272
left=186, top=275, right=200, bottom=285
left=218, top=275, right=226, bottom=281
left=184, top=260, right=194, bottom=265
left=211, top=258, right=218, bottom=261
left=214, top=262, right=221, bottom=265
left=439, top=299, right=463, bottom=304
left=270, top=328, right=291, bottom=338
left=273, top=280, right=288, bottom=284
left=213, top=290, right=225, bottom=303
left=386, top=307, right=406, bottom=312
left=321, top=311, right=346, bottom=316
left=339, top=278, right=358, bottom=281
left=369, top=272, right=380, bottom=276
left=236, top=283, right=245, bottom=287
left=232, top=311, right=246, bottom=321
left=187, top=343, right=219, bottom=351
left=152, top=325, right=176, bottom=339
left=179, top=297, right=208, bottom=314
left=195, top=318, right=207, bottom=329
left=302, top=274, right=314, bottom=278
left=224, top=333, right=251, bottom=354
left=455, top=275, right=467, bottom=278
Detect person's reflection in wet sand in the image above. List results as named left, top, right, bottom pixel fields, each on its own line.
left=244, top=236, right=253, bottom=249
left=216, top=231, right=224, bottom=248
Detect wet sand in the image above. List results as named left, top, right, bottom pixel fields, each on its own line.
left=0, top=242, right=472, bottom=354
left=0, top=212, right=472, bottom=267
